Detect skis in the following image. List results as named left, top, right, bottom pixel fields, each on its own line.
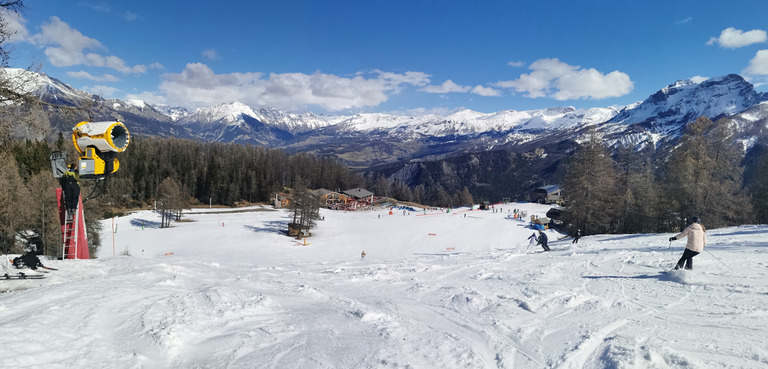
left=2, top=272, right=45, bottom=280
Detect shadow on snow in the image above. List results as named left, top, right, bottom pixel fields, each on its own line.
left=582, top=273, right=669, bottom=281
left=244, top=220, right=289, bottom=235
left=130, top=218, right=162, bottom=229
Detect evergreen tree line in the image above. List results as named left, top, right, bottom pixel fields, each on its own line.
left=0, top=139, right=99, bottom=257
left=364, top=172, right=475, bottom=208
left=0, top=136, right=363, bottom=257
left=103, top=136, right=362, bottom=209
left=560, top=117, right=761, bottom=236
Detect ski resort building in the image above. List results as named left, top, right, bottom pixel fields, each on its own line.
left=534, top=185, right=563, bottom=205
left=312, top=189, right=349, bottom=207
left=342, top=188, right=376, bottom=210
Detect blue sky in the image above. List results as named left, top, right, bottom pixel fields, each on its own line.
left=5, top=0, right=768, bottom=114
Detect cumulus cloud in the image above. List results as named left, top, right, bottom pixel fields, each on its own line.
left=67, top=70, right=120, bottom=82
left=28, top=16, right=151, bottom=74
left=470, top=85, right=501, bottom=97
left=496, top=58, right=633, bottom=100
left=422, top=80, right=501, bottom=97
left=3, top=10, right=29, bottom=43
left=744, top=49, right=768, bottom=75
left=422, top=80, right=470, bottom=93
left=140, top=63, right=432, bottom=111
left=707, top=27, right=767, bottom=48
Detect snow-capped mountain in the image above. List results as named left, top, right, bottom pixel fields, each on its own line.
left=1, top=68, right=92, bottom=104
left=170, top=102, right=344, bottom=146
left=608, top=74, right=766, bottom=133
left=5, top=67, right=768, bottom=168
left=151, top=104, right=191, bottom=122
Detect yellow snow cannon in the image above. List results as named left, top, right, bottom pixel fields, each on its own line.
left=71, top=121, right=130, bottom=179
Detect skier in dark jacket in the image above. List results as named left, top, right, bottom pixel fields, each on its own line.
left=13, top=252, right=44, bottom=270
left=59, top=163, right=80, bottom=216
left=572, top=229, right=581, bottom=244
left=538, top=230, right=550, bottom=251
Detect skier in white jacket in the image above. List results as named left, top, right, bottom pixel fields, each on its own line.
left=669, top=216, right=706, bottom=270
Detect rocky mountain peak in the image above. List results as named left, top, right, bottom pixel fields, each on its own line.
left=609, top=74, right=765, bottom=133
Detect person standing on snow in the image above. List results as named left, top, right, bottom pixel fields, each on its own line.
left=669, top=216, right=706, bottom=270
left=527, top=232, right=538, bottom=247
left=572, top=229, right=581, bottom=244
left=538, top=230, right=550, bottom=252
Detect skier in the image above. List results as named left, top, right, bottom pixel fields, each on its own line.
left=527, top=232, right=538, bottom=247
left=537, top=230, right=550, bottom=251
left=669, top=216, right=706, bottom=270
left=13, top=252, right=45, bottom=270
left=361, top=250, right=366, bottom=260
left=59, top=163, right=80, bottom=219
left=572, top=229, right=581, bottom=244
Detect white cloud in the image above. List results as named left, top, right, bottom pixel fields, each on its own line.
left=202, top=49, right=220, bottom=61
left=123, top=11, right=140, bottom=22
left=470, top=85, right=501, bottom=97
left=78, top=3, right=110, bottom=12
left=145, top=63, right=432, bottom=111
left=3, top=10, right=29, bottom=43
left=422, top=80, right=470, bottom=93
left=707, top=27, right=767, bottom=48
left=29, top=16, right=151, bottom=74
left=744, top=49, right=768, bottom=75
left=689, top=75, right=709, bottom=83
left=496, top=58, right=633, bottom=100
left=507, top=61, right=525, bottom=67
left=674, top=17, right=693, bottom=25
left=82, top=84, right=120, bottom=97
left=371, top=69, right=430, bottom=91
left=148, top=62, right=164, bottom=70
left=125, top=91, right=166, bottom=105
left=422, top=80, right=500, bottom=97
left=67, top=70, right=120, bottom=82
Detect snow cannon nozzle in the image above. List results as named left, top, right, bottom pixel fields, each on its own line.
left=72, top=121, right=130, bottom=154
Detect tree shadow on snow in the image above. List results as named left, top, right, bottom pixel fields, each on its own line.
left=244, top=220, right=288, bottom=235
left=130, top=218, right=161, bottom=229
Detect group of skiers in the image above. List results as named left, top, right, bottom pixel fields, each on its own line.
left=526, top=217, right=706, bottom=270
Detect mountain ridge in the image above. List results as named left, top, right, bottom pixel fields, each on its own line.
left=4, top=67, right=768, bottom=169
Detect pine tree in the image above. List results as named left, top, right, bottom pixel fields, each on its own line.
left=0, top=151, right=34, bottom=253
left=663, top=117, right=753, bottom=228
left=746, top=144, right=768, bottom=222
left=561, top=132, right=619, bottom=235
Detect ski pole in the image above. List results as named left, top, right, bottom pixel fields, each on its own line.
left=704, top=248, right=734, bottom=272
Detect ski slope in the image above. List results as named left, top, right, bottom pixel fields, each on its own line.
left=2, top=203, right=768, bottom=368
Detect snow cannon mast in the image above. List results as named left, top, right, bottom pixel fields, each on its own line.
left=72, top=121, right=130, bottom=179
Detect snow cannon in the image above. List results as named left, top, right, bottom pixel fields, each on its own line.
left=72, top=121, right=130, bottom=179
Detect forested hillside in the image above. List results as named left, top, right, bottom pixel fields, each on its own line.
left=0, top=136, right=364, bottom=257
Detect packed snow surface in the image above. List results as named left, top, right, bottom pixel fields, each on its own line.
left=3, top=203, right=768, bottom=368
